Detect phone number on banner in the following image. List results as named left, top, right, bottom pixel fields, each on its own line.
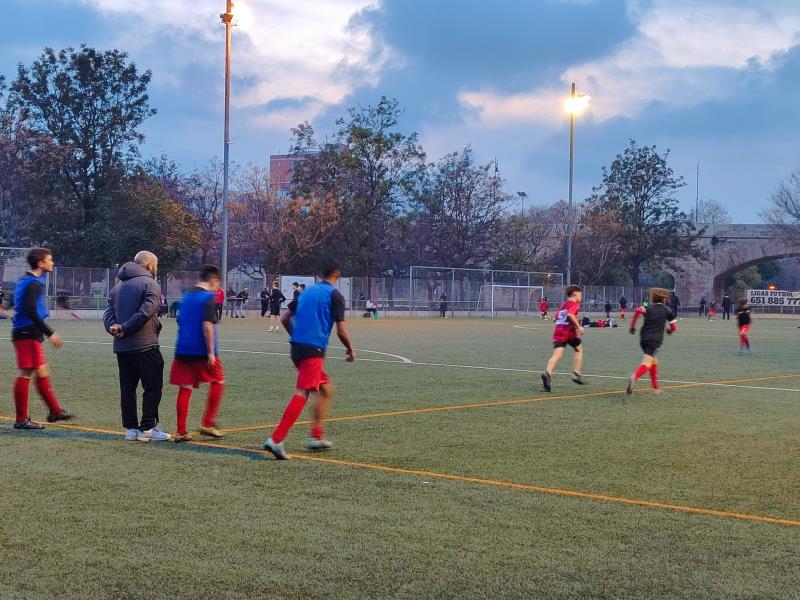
left=747, top=290, right=800, bottom=306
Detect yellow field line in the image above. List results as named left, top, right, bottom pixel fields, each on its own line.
left=5, top=412, right=800, bottom=529
left=220, top=373, right=800, bottom=434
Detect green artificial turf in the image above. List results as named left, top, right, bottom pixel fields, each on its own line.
left=1, top=314, right=798, bottom=599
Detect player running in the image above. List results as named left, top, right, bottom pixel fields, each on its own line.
left=626, top=288, right=677, bottom=395
left=541, top=285, right=585, bottom=392
left=539, top=297, right=549, bottom=320
left=10, top=248, right=74, bottom=429
left=169, top=265, right=226, bottom=442
left=735, top=298, right=752, bottom=354
left=263, top=260, right=355, bottom=459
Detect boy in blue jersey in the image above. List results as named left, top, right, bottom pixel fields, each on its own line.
left=264, top=260, right=355, bottom=459
left=169, top=265, right=225, bottom=442
left=11, top=248, right=73, bottom=429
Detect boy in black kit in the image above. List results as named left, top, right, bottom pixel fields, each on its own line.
left=626, top=288, right=677, bottom=395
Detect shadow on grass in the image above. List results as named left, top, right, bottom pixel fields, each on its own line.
left=0, top=427, right=267, bottom=461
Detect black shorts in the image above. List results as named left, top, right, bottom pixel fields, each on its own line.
left=640, top=339, right=662, bottom=356
left=553, top=338, right=582, bottom=349
left=269, top=305, right=281, bottom=316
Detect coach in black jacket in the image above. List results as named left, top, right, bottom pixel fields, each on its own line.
left=103, top=251, right=169, bottom=441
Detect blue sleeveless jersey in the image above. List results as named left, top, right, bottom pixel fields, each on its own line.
left=290, top=282, right=337, bottom=349
left=175, top=288, right=218, bottom=357
left=12, top=273, right=49, bottom=330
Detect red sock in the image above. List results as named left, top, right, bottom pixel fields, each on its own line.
left=633, top=364, right=650, bottom=380
left=272, top=394, right=307, bottom=443
left=35, top=376, right=62, bottom=414
left=176, top=387, right=192, bottom=435
left=310, top=425, right=324, bottom=440
left=13, top=377, right=30, bottom=422
left=649, top=363, right=659, bottom=390
left=202, top=383, right=224, bottom=428
left=740, top=333, right=750, bottom=350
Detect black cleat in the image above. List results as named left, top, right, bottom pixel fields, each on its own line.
left=626, top=375, right=635, bottom=395
left=541, top=372, right=552, bottom=393
left=47, top=410, right=75, bottom=423
left=13, top=419, right=46, bottom=430
left=571, top=372, right=585, bottom=385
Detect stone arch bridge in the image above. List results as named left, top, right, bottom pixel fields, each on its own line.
left=670, top=224, right=798, bottom=306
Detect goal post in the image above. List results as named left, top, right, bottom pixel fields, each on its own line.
left=475, top=284, right=545, bottom=317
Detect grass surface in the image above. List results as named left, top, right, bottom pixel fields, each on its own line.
left=1, top=314, right=799, bottom=599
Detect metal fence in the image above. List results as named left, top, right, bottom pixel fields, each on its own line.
left=1, top=253, right=798, bottom=319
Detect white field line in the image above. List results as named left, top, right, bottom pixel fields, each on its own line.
left=2, top=337, right=797, bottom=394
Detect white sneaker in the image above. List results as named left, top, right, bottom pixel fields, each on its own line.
left=125, top=428, right=141, bottom=441
left=140, top=427, right=172, bottom=442
left=306, top=438, right=333, bottom=452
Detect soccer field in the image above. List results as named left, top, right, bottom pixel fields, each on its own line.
left=2, top=315, right=799, bottom=599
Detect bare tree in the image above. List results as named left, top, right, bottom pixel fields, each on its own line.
left=696, top=198, right=731, bottom=225
left=229, top=163, right=339, bottom=276
left=763, top=169, right=800, bottom=250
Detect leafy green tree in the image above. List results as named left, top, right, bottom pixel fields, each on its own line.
left=85, top=175, right=199, bottom=272
left=10, top=45, right=155, bottom=231
left=289, top=98, right=425, bottom=275
left=587, top=141, right=705, bottom=285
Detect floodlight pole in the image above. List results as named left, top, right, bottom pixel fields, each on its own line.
left=220, top=1, right=234, bottom=292
left=566, top=82, right=576, bottom=286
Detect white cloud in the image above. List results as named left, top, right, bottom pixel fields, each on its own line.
left=79, top=0, right=389, bottom=127
left=458, top=0, right=800, bottom=127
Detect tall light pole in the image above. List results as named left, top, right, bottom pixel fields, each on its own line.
left=565, top=83, right=589, bottom=286
left=220, top=1, right=234, bottom=292
left=516, top=191, right=527, bottom=218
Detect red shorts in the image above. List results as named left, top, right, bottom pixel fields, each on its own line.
left=293, top=357, right=330, bottom=392
left=170, top=357, right=225, bottom=388
left=738, top=325, right=750, bottom=335
left=13, top=339, right=46, bottom=370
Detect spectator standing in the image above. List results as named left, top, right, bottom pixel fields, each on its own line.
left=226, top=285, right=237, bottom=318
left=103, top=251, right=170, bottom=441
left=214, top=285, right=225, bottom=320
left=439, top=291, right=448, bottom=318
left=699, top=296, right=707, bottom=317
left=260, top=287, right=269, bottom=318
left=237, top=288, right=249, bottom=318
left=268, top=281, right=286, bottom=332
left=669, top=292, right=680, bottom=317
left=292, top=282, right=301, bottom=302
left=721, top=294, right=732, bottom=320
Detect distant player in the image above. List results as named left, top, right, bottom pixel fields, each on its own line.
left=539, top=297, right=549, bottom=320
left=263, top=260, right=355, bottom=459
left=707, top=300, right=717, bottom=320
left=541, top=285, right=585, bottom=392
left=267, top=280, right=286, bottom=332
left=619, top=294, right=628, bottom=321
left=169, top=264, right=225, bottom=442
left=604, top=300, right=612, bottom=319
left=626, top=288, right=677, bottom=395
left=735, top=298, right=752, bottom=354
left=11, top=248, right=74, bottom=429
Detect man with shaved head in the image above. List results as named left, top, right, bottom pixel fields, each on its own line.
left=103, top=251, right=171, bottom=441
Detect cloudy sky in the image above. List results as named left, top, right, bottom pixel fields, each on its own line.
left=3, top=0, right=799, bottom=221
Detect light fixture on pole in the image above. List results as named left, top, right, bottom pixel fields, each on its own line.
left=564, top=82, right=589, bottom=286
left=220, top=1, right=234, bottom=292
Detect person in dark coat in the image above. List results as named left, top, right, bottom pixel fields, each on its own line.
left=268, top=281, right=286, bottom=332
left=721, top=294, right=732, bottom=320
left=439, top=291, right=448, bottom=318
left=260, top=287, right=270, bottom=318
left=103, top=251, right=170, bottom=442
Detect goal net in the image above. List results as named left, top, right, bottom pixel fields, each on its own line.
left=475, top=285, right=545, bottom=317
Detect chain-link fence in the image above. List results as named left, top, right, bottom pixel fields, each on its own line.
left=2, top=250, right=797, bottom=319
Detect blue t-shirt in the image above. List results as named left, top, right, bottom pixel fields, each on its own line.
left=174, top=287, right=219, bottom=359
left=289, top=282, right=345, bottom=354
